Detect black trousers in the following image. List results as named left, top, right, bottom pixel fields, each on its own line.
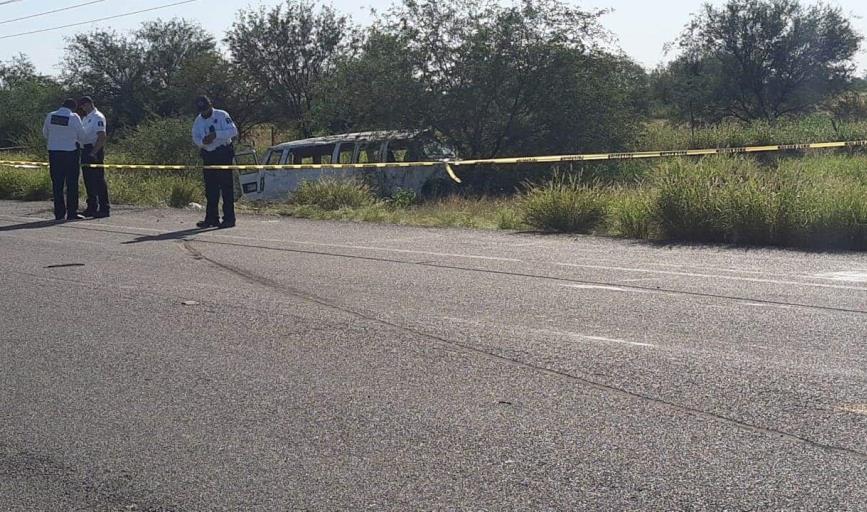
left=81, top=145, right=109, bottom=213
left=48, top=150, right=80, bottom=219
left=201, top=145, right=235, bottom=224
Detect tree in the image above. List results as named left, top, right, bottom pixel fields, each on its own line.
left=675, top=0, right=863, bottom=121
left=64, top=19, right=227, bottom=129
left=137, top=19, right=217, bottom=117
left=169, top=52, right=266, bottom=136
left=367, top=0, right=610, bottom=157
left=226, top=0, right=354, bottom=136
left=0, top=55, right=64, bottom=147
left=315, top=0, right=646, bottom=158
left=650, top=54, right=724, bottom=127
left=534, top=50, right=649, bottom=154
left=312, top=31, right=428, bottom=133
left=65, top=30, right=148, bottom=128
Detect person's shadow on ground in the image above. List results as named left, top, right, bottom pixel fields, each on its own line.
left=123, top=227, right=218, bottom=245
left=0, top=219, right=63, bottom=232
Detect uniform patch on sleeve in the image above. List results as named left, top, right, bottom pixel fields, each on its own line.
left=98, top=121, right=104, bottom=127
left=225, top=117, right=234, bottom=125
left=50, top=115, right=70, bottom=126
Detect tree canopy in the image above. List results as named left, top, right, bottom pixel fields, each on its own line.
left=0, top=0, right=864, bottom=154
left=656, top=0, right=863, bottom=124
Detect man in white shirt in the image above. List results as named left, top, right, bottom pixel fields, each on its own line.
left=191, top=95, right=239, bottom=229
left=78, top=96, right=110, bottom=218
left=43, top=98, right=87, bottom=221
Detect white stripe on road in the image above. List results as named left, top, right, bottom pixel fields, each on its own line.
left=813, top=271, right=867, bottom=283
left=562, top=284, right=647, bottom=293
left=440, top=316, right=655, bottom=349
left=739, top=302, right=793, bottom=310
left=556, top=262, right=867, bottom=292
left=535, top=328, right=656, bottom=348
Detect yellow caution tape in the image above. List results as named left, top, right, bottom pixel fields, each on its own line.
left=0, top=160, right=442, bottom=171
left=450, top=140, right=867, bottom=166
left=1, top=140, right=865, bottom=185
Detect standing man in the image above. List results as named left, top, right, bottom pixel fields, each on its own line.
left=191, top=95, right=238, bottom=229
left=43, top=99, right=87, bottom=221
left=78, top=96, right=110, bottom=218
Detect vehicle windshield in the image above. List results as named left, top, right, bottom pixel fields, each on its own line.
left=386, top=136, right=455, bottom=162
left=419, top=139, right=455, bottom=160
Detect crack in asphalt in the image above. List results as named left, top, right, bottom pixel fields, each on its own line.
left=181, top=241, right=867, bottom=463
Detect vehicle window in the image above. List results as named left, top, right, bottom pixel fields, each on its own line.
left=357, top=142, right=383, bottom=164
left=296, top=144, right=335, bottom=164
left=337, top=143, right=355, bottom=164
left=234, top=151, right=258, bottom=175
left=384, top=140, right=420, bottom=163
left=420, top=140, right=456, bottom=160
left=265, top=150, right=284, bottom=165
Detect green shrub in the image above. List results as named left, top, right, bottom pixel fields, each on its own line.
left=0, top=169, right=25, bottom=199
left=291, top=179, right=375, bottom=211
left=496, top=207, right=524, bottom=230
left=653, top=158, right=732, bottom=242
left=720, top=179, right=778, bottom=245
left=649, top=155, right=867, bottom=249
left=612, top=189, right=656, bottom=239
left=776, top=176, right=867, bottom=250
left=107, top=170, right=202, bottom=207
left=19, top=170, right=52, bottom=201
left=652, top=157, right=782, bottom=244
left=521, top=175, right=609, bottom=233
left=389, top=188, right=417, bottom=209
left=0, top=168, right=51, bottom=200
left=168, top=180, right=201, bottom=208
left=114, top=117, right=200, bottom=167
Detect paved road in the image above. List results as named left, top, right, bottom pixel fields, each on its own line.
left=1, top=200, right=866, bottom=511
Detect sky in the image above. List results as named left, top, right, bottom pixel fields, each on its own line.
left=0, top=0, right=865, bottom=75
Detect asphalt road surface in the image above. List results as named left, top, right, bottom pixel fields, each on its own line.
left=1, top=200, right=866, bottom=511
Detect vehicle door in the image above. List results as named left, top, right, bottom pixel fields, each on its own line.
left=234, top=146, right=260, bottom=198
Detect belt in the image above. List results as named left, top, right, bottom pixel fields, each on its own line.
left=204, top=143, right=233, bottom=152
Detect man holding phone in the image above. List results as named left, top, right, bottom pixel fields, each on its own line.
left=191, top=95, right=238, bottom=229
left=78, top=96, right=110, bottom=218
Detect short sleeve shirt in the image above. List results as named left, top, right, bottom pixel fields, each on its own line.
left=82, top=108, right=107, bottom=146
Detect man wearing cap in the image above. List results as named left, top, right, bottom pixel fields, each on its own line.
left=43, top=99, right=87, bottom=221
left=191, top=95, right=238, bottom=229
left=78, top=96, right=110, bottom=218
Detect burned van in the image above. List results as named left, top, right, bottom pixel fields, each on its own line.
left=238, top=130, right=455, bottom=200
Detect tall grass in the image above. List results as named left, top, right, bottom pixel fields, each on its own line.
left=637, top=115, right=867, bottom=151
left=513, top=153, right=866, bottom=250
left=648, top=155, right=866, bottom=249
left=291, top=178, right=375, bottom=210
left=521, top=174, right=608, bottom=233
left=0, top=164, right=204, bottom=208
left=0, top=167, right=52, bottom=201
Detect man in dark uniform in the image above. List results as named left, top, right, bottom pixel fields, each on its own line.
left=191, top=95, right=239, bottom=229
left=78, top=96, right=110, bottom=218
left=42, top=99, right=87, bottom=221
